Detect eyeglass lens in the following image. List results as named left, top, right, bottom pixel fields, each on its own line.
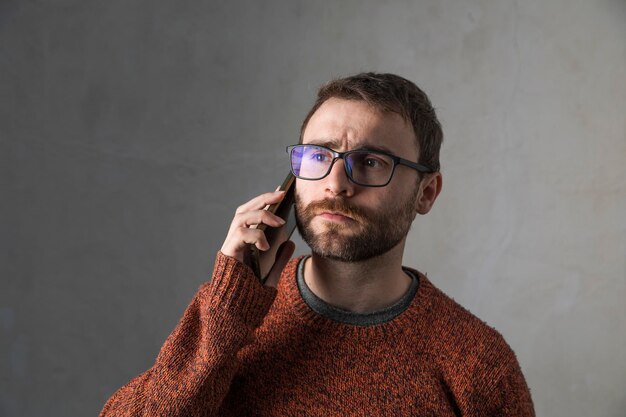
left=290, top=145, right=394, bottom=186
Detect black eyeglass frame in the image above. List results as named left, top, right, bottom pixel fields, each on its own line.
left=286, top=144, right=435, bottom=187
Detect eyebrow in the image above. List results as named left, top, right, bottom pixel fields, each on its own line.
left=307, top=138, right=396, bottom=155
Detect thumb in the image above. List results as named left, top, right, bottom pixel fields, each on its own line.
left=262, top=240, right=296, bottom=288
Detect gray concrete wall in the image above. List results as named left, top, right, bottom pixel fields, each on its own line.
left=1, top=0, right=624, bottom=415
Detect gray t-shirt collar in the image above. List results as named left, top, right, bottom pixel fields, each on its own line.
left=296, top=256, right=419, bottom=327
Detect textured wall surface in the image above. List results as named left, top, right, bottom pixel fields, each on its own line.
left=1, top=0, right=625, bottom=416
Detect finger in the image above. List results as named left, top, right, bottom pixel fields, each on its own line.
left=238, top=228, right=270, bottom=251
left=263, top=240, right=296, bottom=288
left=235, top=210, right=286, bottom=229
left=221, top=228, right=270, bottom=260
left=236, top=190, right=286, bottom=214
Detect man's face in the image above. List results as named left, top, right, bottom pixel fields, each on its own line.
left=295, top=98, right=422, bottom=262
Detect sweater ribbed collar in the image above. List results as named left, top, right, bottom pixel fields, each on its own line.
left=295, top=256, right=420, bottom=327
left=275, top=255, right=433, bottom=337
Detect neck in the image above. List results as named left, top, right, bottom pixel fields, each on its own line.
left=304, top=239, right=412, bottom=314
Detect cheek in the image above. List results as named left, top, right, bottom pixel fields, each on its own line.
left=295, top=180, right=318, bottom=205
left=375, top=183, right=416, bottom=212
left=294, top=184, right=311, bottom=213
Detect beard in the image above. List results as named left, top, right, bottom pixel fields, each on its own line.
left=295, top=185, right=419, bottom=262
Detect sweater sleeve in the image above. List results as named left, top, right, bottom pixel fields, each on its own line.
left=98, top=251, right=277, bottom=417
left=453, top=337, right=535, bottom=417
left=481, top=359, right=535, bottom=417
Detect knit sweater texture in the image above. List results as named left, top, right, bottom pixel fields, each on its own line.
left=99, top=252, right=535, bottom=416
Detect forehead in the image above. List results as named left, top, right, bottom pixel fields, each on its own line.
left=302, top=98, right=417, bottom=158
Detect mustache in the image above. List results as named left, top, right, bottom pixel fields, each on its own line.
left=300, top=198, right=367, bottom=222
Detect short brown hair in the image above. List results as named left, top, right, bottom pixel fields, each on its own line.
left=299, top=72, right=443, bottom=172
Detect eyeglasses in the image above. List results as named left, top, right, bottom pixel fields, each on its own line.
left=286, top=144, right=434, bottom=187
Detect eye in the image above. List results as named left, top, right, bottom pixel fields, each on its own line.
left=310, top=152, right=329, bottom=162
left=364, top=158, right=381, bottom=168
left=358, top=154, right=389, bottom=169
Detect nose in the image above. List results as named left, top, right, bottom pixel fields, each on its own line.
left=324, top=157, right=355, bottom=197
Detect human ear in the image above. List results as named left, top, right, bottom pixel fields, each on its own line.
left=415, top=172, right=442, bottom=215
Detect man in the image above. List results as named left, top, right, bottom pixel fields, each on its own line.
left=100, top=73, right=535, bottom=416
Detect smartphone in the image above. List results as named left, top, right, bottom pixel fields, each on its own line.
left=245, top=173, right=297, bottom=283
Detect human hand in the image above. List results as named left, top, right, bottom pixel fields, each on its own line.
left=220, top=190, right=296, bottom=288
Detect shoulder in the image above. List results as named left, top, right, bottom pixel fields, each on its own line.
left=411, top=273, right=534, bottom=414
left=409, top=271, right=522, bottom=379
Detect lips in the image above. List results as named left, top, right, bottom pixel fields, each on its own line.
left=317, top=211, right=355, bottom=222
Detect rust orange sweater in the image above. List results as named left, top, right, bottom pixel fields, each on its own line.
left=100, top=252, right=534, bottom=416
